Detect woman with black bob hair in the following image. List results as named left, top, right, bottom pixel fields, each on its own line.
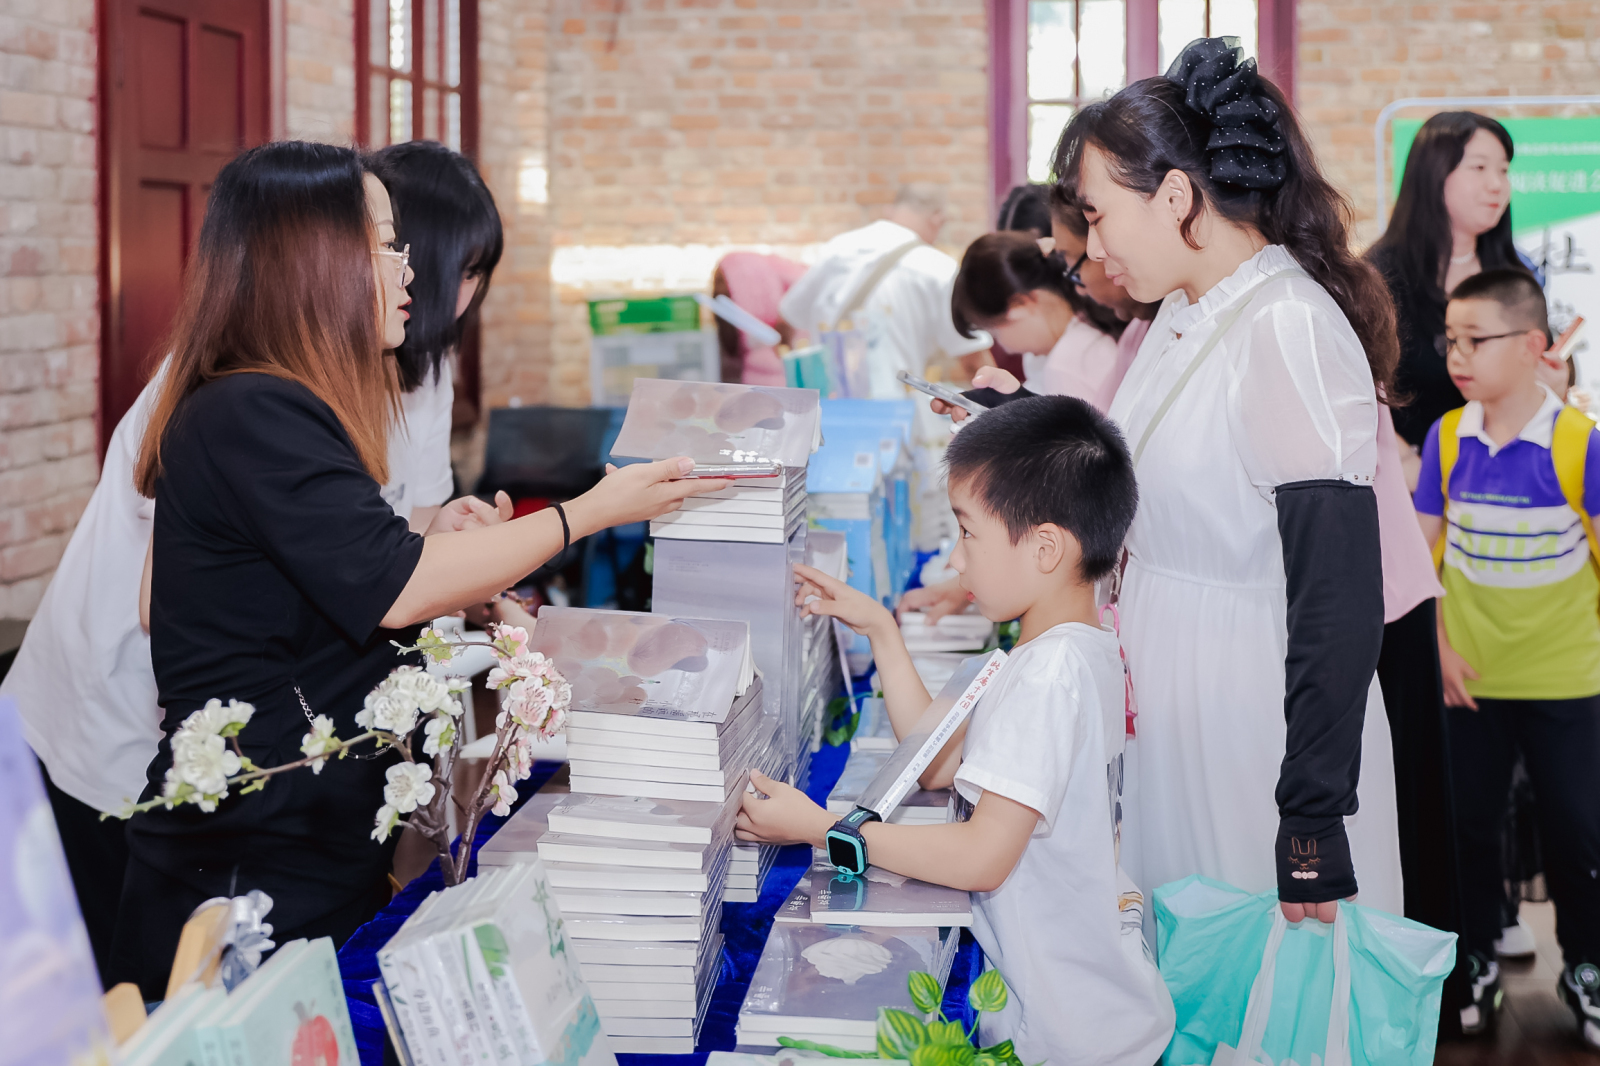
left=109, top=141, right=720, bottom=998
left=366, top=141, right=505, bottom=529
left=1054, top=38, right=1404, bottom=927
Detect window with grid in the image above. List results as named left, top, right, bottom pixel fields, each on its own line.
left=357, top=0, right=477, bottom=153
left=1016, top=0, right=1265, bottom=183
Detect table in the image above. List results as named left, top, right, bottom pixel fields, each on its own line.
left=337, top=741, right=983, bottom=1065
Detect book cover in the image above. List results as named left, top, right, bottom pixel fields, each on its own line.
left=536, top=832, right=721, bottom=872
left=737, top=924, right=943, bottom=1039
left=826, top=748, right=951, bottom=816
left=546, top=789, right=741, bottom=845
left=477, top=786, right=571, bottom=867
left=544, top=861, right=715, bottom=894
left=609, top=379, right=821, bottom=469
left=853, top=650, right=1006, bottom=820
left=805, top=865, right=973, bottom=928
left=219, top=938, right=358, bottom=1066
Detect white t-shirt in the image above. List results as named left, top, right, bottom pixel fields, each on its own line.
left=1, top=366, right=455, bottom=814
left=953, top=622, right=1175, bottom=1066
left=779, top=220, right=992, bottom=401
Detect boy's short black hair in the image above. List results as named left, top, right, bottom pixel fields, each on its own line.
left=944, top=395, right=1137, bottom=581
left=1448, top=268, right=1551, bottom=346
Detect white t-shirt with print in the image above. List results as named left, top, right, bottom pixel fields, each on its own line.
left=953, top=622, right=1175, bottom=1066
left=3, top=364, right=455, bottom=814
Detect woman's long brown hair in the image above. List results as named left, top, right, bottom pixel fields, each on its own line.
left=135, top=141, right=395, bottom=495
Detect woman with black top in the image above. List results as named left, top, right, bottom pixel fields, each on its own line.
left=108, top=142, right=723, bottom=998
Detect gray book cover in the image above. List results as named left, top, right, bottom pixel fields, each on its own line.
left=737, top=924, right=942, bottom=1037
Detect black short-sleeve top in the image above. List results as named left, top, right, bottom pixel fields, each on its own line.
left=131, top=373, right=425, bottom=929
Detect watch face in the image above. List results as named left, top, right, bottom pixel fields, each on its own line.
left=827, top=831, right=863, bottom=873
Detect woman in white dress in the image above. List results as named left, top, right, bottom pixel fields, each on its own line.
left=1054, top=38, right=1405, bottom=922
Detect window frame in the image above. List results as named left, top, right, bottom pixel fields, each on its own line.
left=988, top=0, right=1295, bottom=208
left=354, top=0, right=481, bottom=158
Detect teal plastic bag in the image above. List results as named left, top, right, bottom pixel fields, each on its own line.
left=1154, top=876, right=1455, bottom=1066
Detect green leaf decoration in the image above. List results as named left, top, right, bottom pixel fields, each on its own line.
left=910, top=1044, right=975, bottom=1066
left=823, top=696, right=861, bottom=747
left=877, top=1008, right=931, bottom=1057
left=907, top=970, right=944, bottom=1016
left=973, top=1055, right=1002, bottom=1066
left=926, top=1020, right=968, bottom=1047
left=977, top=1040, right=1022, bottom=1066
left=967, top=969, right=1009, bottom=1014
left=775, top=1036, right=876, bottom=1058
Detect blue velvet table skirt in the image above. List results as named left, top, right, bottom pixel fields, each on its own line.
left=337, top=742, right=983, bottom=1065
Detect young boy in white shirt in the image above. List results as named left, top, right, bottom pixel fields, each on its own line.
left=738, top=395, right=1175, bottom=1065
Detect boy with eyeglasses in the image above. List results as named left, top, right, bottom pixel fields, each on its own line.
left=1414, top=268, right=1600, bottom=1046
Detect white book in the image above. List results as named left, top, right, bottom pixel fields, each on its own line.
left=737, top=925, right=947, bottom=1040
left=569, top=774, right=740, bottom=804
left=571, top=940, right=700, bottom=968
left=580, top=963, right=697, bottom=985
left=608, top=1035, right=696, bottom=1054
left=563, top=913, right=707, bottom=942
left=566, top=725, right=732, bottom=757
left=548, top=786, right=745, bottom=844
left=566, top=679, right=763, bottom=743
left=598, top=1016, right=695, bottom=1038
left=678, top=495, right=793, bottom=516
left=592, top=998, right=698, bottom=1019
left=610, top=379, right=821, bottom=469
left=687, top=474, right=806, bottom=503
left=773, top=875, right=812, bottom=924
left=587, top=980, right=697, bottom=1004
left=827, top=747, right=952, bottom=818
left=476, top=782, right=572, bottom=867
left=651, top=499, right=805, bottom=529
left=853, top=650, right=1006, bottom=819
left=565, top=741, right=731, bottom=773
left=536, top=831, right=719, bottom=871
left=545, top=861, right=715, bottom=894
left=649, top=521, right=800, bottom=544
left=530, top=607, right=756, bottom=727
left=805, top=864, right=973, bottom=927
left=554, top=888, right=710, bottom=917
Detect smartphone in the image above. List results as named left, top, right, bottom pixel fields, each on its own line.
left=683, top=462, right=782, bottom=479
left=896, top=371, right=987, bottom=416
left=1553, top=317, right=1587, bottom=363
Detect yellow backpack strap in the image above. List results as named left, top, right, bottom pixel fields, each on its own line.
left=1433, top=408, right=1465, bottom=571
left=1551, top=404, right=1600, bottom=570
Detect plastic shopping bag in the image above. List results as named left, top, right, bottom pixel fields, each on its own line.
left=1154, top=876, right=1455, bottom=1066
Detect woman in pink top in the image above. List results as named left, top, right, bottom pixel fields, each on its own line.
left=950, top=231, right=1128, bottom=413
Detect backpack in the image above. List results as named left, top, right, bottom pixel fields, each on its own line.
left=1432, top=404, right=1600, bottom=575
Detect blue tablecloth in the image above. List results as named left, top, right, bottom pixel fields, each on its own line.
left=338, top=742, right=982, bottom=1065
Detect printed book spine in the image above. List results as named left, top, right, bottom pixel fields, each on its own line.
left=382, top=943, right=451, bottom=1066
left=456, top=928, right=517, bottom=1064
left=418, top=938, right=477, bottom=1066
left=370, top=980, right=417, bottom=1066
left=853, top=649, right=1007, bottom=819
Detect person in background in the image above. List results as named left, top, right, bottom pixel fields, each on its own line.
left=1367, top=109, right=1545, bottom=972
left=1414, top=270, right=1600, bottom=1046
left=989, top=183, right=1058, bottom=382
left=711, top=252, right=806, bottom=386
left=0, top=143, right=508, bottom=990
left=778, top=183, right=993, bottom=394
left=950, top=232, right=1123, bottom=408
left=1369, top=111, right=1542, bottom=468
left=366, top=141, right=504, bottom=529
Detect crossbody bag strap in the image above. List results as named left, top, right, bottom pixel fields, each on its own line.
left=1130, top=266, right=1308, bottom=467
left=828, top=238, right=923, bottom=330
left=1552, top=403, right=1600, bottom=571
left=1433, top=407, right=1464, bottom=571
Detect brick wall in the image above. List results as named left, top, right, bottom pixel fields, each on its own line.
left=0, top=0, right=98, bottom=620
left=534, top=0, right=992, bottom=404
left=284, top=0, right=356, bottom=141
left=1296, top=0, right=1600, bottom=244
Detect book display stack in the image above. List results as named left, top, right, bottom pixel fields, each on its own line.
left=797, top=529, right=851, bottom=772
left=735, top=922, right=962, bottom=1052
left=119, top=938, right=360, bottom=1066
left=614, top=378, right=824, bottom=903
left=818, top=398, right=917, bottom=598
left=825, top=746, right=954, bottom=826
left=379, top=863, right=616, bottom=1066
left=520, top=607, right=763, bottom=1053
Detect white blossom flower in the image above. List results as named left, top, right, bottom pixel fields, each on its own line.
left=357, top=666, right=462, bottom=736
left=487, top=649, right=572, bottom=739
left=372, top=804, right=400, bottom=842
left=488, top=770, right=516, bottom=818
left=198, top=698, right=254, bottom=737
left=422, top=716, right=456, bottom=757
left=300, top=715, right=341, bottom=774
left=172, top=729, right=241, bottom=798
left=382, top=761, right=436, bottom=814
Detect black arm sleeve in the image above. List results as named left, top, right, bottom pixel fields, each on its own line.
left=1273, top=478, right=1384, bottom=904
left=962, top=385, right=1037, bottom=408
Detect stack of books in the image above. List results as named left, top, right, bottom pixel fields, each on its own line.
left=622, top=379, right=821, bottom=801
left=648, top=469, right=808, bottom=545
left=475, top=769, right=570, bottom=870
left=524, top=607, right=761, bottom=1054
left=899, top=610, right=995, bottom=654
left=735, top=923, right=961, bottom=1052
left=379, top=863, right=616, bottom=1066
left=818, top=398, right=918, bottom=599
left=775, top=864, right=974, bottom=928
left=119, top=938, right=360, bottom=1066
left=826, top=746, right=954, bottom=826
left=797, top=529, right=850, bottom=777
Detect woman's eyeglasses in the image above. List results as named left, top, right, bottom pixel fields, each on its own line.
left=1065, top=251, right=1089, bottom=286
left=372, top=243, right=410, bottom=280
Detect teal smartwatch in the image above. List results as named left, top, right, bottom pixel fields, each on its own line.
left=825, top=806, right=881, bottom=877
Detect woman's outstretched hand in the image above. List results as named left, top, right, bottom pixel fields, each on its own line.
left=930, top=366, right=1021, bottom=423
left=426, top=491, right=514, bottom=534
left=566, top=457, right=731, bottom=537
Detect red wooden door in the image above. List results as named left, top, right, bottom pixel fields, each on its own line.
left=99, top=0, right=269, bottom=446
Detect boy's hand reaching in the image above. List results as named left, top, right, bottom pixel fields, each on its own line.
left=737, top=770, right=835, bottom=847
left=794, top=563, right=896, bottom=637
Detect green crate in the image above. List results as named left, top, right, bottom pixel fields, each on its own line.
left=588, top=295, right=702, bottom=336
